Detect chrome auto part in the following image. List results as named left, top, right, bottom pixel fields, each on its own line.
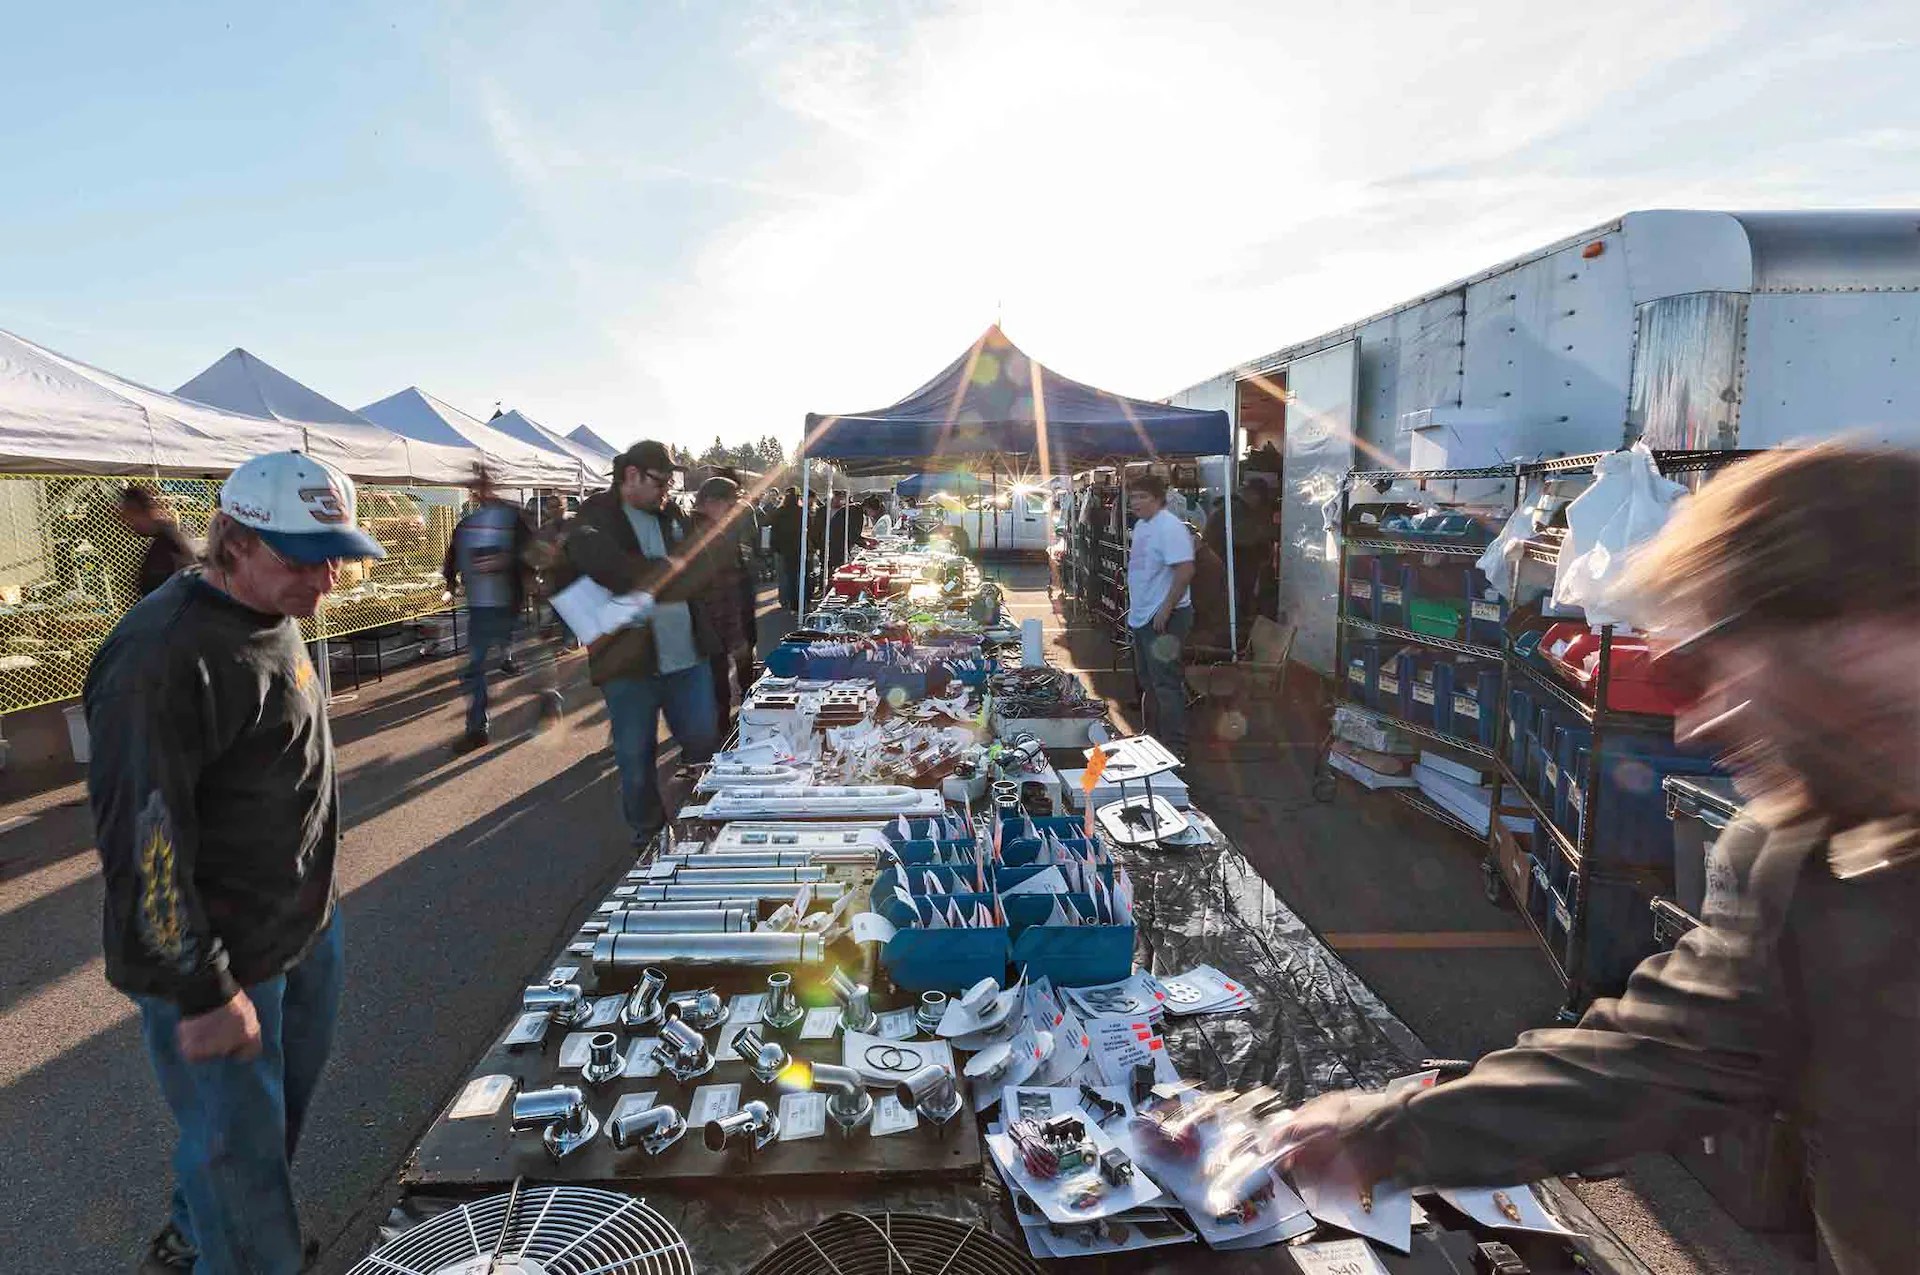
left=580, top=1032, right=626, bottom=1087
left=663, top=987, right=727, bottom=1031
left=915, top=990, right=949, bottom=1036
left=603, top=908, right=753, bottom=934
left=522, top=978, right=593, bottom=1029
left=606, top=1103, right=687, bottom=1157
left=806, top=1061, right=874, bottom=1137
left=897, top=1062, right=963, bottom=1128
left=704, top=1099, right=779, bottom=1159
left=760, top=971, right=805, bottom=1033
left=626, top=883, right=845, bottom=905
left=510, top=1085, right=599, bottom=1159
left=729, top=1025, right=789, bottom=1086
left=593, top=932, right=825, bottom=976
left=619, top=965, right=669, bottom=1030
left=651, top=1018, right=715, bottom=1083
left=828, top=967, right=878, bottom=1035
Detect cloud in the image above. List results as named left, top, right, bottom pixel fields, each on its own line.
left=462, top=0, right=1920, bottom=450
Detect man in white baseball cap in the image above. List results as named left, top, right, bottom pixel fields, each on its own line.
left=83, top=450, right=382, bottom=1274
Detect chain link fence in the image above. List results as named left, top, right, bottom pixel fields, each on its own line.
left=0, top=474, right=470, bottom=715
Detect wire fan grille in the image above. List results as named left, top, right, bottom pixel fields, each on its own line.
left=748, top=1213, right=1038, bottom=1275
left=348, top=1186, right=693, bottom=1275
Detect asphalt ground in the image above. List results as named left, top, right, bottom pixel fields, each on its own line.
left=0, top=564, right=1806, bottom=1273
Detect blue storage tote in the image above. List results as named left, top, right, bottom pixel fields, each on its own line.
left=1345, top=640, right=1392, bottom=709
left=1344, top=562, right=1375, bottom=614
left=1548, top=724, right=1593, bottom=837
left=872, top=868, right=1008, bottom=992
left=1003, top=893, right=1134, bottom=988
left=1466, top=567, right=1508, bottom=646
left=1395, top=650, right=1446, bottom=728
left=1371, top=557, right=1409, bottom=627
left=1505, top=685, right=1536, bottom=772
left=1527, top=856, right=1553, bottom=937
left=1583, top=738, right=1724, bottom=871
left=1564, top=873, right=1664, bottom=997
left=1443, top=661, right=1501, bottom=747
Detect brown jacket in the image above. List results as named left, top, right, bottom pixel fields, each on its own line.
left=561, top=489, right=734, bottom=685
left=1339, top=812, right=1919, bottom=1275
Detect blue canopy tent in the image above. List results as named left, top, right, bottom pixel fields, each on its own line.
left=797, top=326, right=1237, bottom=628
left=894, top=471, right=989, bottom=501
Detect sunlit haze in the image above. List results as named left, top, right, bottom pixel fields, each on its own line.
left=3, top=0, right=1915, bottom=453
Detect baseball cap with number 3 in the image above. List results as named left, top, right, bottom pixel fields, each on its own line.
left=219, top=450, right=387, bottom=563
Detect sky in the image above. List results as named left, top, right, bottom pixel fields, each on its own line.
left=1, top=0, right=1916, bottom=454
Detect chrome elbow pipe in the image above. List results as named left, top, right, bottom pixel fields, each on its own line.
left=915, top=990, right=948, bottom=1036
left=809, top=1061, right=874, bottom=1136
left=511, top=1084, right=598, bottom=1159
left=593, top=931, right=824, bottom=977
left=619, top=965, right=668, bottom=1030
left=897, top=1063, right=963, bottom=1128
left=607, top=1103, right=686, bottom=1156
left=704, top=1099, right=780, bottom=1159
left=829, top=967, right=878, bottom=1034
left=652, top=1017, right=715, bottom=1083
left=760, top=970, right=805, bottom=1033
left=729, top=1025, right=789, bottom=1086
left=522, top=978, right=592, bottom=1028
left=664, top=987, right=727, bottom=1031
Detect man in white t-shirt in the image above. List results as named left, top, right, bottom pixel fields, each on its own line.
left=1125, top=473, right=1197, bottom=757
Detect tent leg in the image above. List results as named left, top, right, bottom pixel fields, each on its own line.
left=1225, top=417, right=1240, bottom=661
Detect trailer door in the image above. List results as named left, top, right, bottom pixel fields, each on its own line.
left=1277, top=339, right=1358, bottom=676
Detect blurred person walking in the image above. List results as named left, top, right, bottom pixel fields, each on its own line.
left=1124, top=473, right=1195, bottom=758
left=565, top=441, right=732, bottom=845
left=771, top=486, right=803, bottom=610
left=1280, top=445, right=1920, bottom=1275
left=689, top=475, right=757, bottom=737
left=86, top=451, right=385, bottom=1275
left=443, top=471, right=532, bottom=752
left=116, top=483, right=198, bottom=601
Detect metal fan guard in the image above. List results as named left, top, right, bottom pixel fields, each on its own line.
left=349, top=1186, right=693, bottom=1275
left=747, top=1212, right=1038, bottom=1275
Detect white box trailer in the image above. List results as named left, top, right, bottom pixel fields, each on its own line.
left=1169, top=209, right=1920, bottom=675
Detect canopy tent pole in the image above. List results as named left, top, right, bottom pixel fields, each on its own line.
left=797, top=458, right=814, bottom=618
left=1224, top=414, right=1240, bottom=662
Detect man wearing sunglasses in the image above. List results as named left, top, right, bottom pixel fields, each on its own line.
left=1278, top=445, right=1918, bottom=1275
left=564, top=440, right=732, bottom=844
left=84, top=451, right=385, bottom=1274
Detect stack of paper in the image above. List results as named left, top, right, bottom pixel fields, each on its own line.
left=1156, top=965, right=1254, bottom=1017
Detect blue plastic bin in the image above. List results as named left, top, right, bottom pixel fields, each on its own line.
left=1466, top=567, right=1508, bottom=646
left=1443, top=661, right=1501, bottom=746
left=1505, top=686, right=1535, bottom=772
left=1371, top=557, right=1408, bottom=628
left=1566, top=874, right=1665, bottom=997
left=1583, top=739, right=1723, bottom=871
left=1397, top=651, right=1446, bottom=728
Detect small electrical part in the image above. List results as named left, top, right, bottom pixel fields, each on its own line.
left=1130, top=1061, right=1157, bottom=1105
left=1491, top=1190, right=1524, bottom=1224
left=1475, top=1241, right=1530, bottom=1275
left=1098, top=1147, right=1133, bottom=1186
left=1008, top=1120, right=1062, bottom=1178
left=1062, top=1174, right=1109, bottom=1212
left=1359, top=1184, right=1374, bottom=1214
left=1077, top=1082, right=1124, bottom=1126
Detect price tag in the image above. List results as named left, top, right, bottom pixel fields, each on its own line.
left=690, top=1083, right=741, bottom=1126
left=548, top=966, right=580, bottom=984
left=624, top=1037, right=663, bottom=1077
left=870, top=1093, right=919, bottom=1136
left=727, top=993, right=767, bottom=1024
left=1379, top=586, right=1403, bottom=606
left=448, top=1074, right=516, bottom=1120
left=1453, top=696, right=1481, bottom=720
left=1553, top=896, right=1572, bottom=930
left=1412, top=684, right=1435, bottom=706
left=800, top=1007, right=843, bottom=1041
left=607, top=1091, right=661, bottom=1126
left=1347, top=665, right=1367, bottom=686
left=1544, top=759, right=1561, bottom=788
left=557, top=1032, right=596, bottom=1070
left=778, top=1092, right=828, bottom=1141
left=1347, top=580, right=1373, bottom=600
left=1290, top=1237, right=1390, bottom=1275
left=876, top=1008, right=918, bottom=1040
left=1472, top=600, right=1501, bottom=622
left=1377, top=674, right=1401, bottom=696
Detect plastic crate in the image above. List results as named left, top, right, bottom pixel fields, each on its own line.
left=1466, top=567, right=1508, bottom=645
left=1443, top=661, right=1501, bottom=747
left=1665, top=774, right=1744, bottom=919
left=1565, top=873, right=1667, bottom=997
left=1371, top=557, right=1408, bottom=627
left=1505, top=686, right=1535, bottom=772
left=1396, top=650, right=1446, bottom=728
left=1527, top=856, right=1553, bottom=937
left=1407, top=596, right=1467, bottom=639
left=1585, top=739, right=1722, bottom=871
left=1550, top=725, right=1593, bottom=838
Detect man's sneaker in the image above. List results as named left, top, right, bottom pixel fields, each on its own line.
left=500, top=657, right=521, bottom=676
left=140, top=1223, right=196, bottom=1272
left=453, top=727, right=491, bottom=754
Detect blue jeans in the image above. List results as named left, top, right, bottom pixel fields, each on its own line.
left=777, top=551, right=799, bottom=609
left=1131, top=606, right=1193, bottom=758
left=463, top=605, right=517, bottom=735
left=135, top=916, right=344, bottom=1275
left=602, top=663, right=719, bottom=842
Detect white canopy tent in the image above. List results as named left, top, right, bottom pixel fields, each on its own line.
left=488, top=408, right=611, bottom=482
left=175, top=348, right=481, bottom=485
left=567, top=424, right=620, bottom=460
left=1, top=326, right=308, bottom=475
left=360, top=387, right=584, bottom=489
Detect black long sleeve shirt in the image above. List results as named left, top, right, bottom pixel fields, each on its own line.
left=83, top=570, right=339, bottom=1013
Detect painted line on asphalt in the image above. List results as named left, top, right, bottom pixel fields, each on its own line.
left=0, top=814, right=36, bottom=836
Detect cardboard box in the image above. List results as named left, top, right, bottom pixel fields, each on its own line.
left=1492, top=810, right=1534, bottom=910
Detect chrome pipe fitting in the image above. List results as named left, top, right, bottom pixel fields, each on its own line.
left=657, top=866, right=829, bottom=885
left=619, top=965, right=669, bottom=1030
left=704, top=1099, right=779, bottom=1159
left=915, top=990, right=949, bottom=1036
left=603, top=908, right=753, bottom=934
left=760, top=970, right=805, bottom=1034
left=593, top=931, right=825, bottom=977
left=522, top=978, right=593, bottom=1028
left=897, top=1062, right=963, bottom=1128
left=627, top=883, right=846, bottom=904
left=809, top=1061, right=874, bottom=1136
left=664, top=987, right=727, bottom=1031
left=510, top=1084, right=598, bottom=1159
left=729, top=1025, right=789, bottom=1086
left=581, top=1031, right=626, bottom=1087
left=652, top=1017, right=715, bottom=1083
left=828, top=967, right=878, bottom=1035
left=606, top=1103, right=687, bottom=1156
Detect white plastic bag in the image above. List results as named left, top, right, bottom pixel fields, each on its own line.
left=1551, top=444, right=1685, bottom=626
